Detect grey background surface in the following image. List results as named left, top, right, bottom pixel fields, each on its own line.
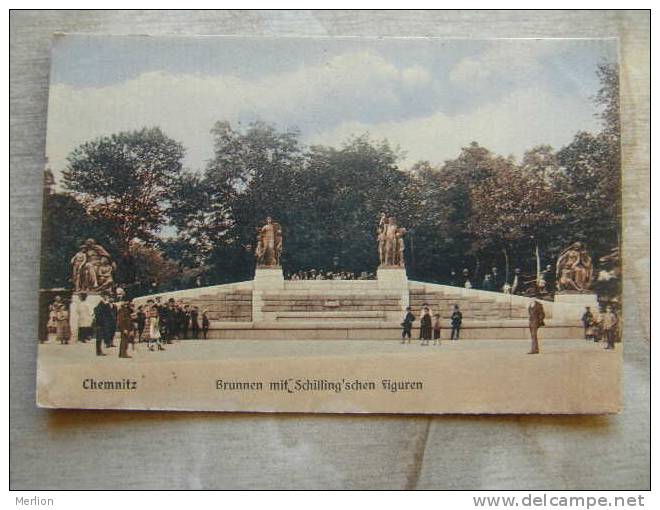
left=10, top=10, right=650, bottom=490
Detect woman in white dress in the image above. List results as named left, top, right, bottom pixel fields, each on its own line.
left=147, top=305, right=165, bottom=351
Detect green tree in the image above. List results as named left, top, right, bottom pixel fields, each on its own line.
left=469, top=160, right=567, bottom=282
left=295, top=135, right=409, bottom=273
left=199, top=121, right=304, bottom=282
left=429, top=142, right=501, bottom=280
left=63, top=127, right=185, bottom=280
left=39, top=191, right=115, bottom=289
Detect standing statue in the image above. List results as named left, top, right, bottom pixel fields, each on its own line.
left=377, top=214, right=407, bottom=267
left=255, top=217, right=283, bottom=267
left=556, top=242, right=593, bottom=292
left=70, top=238, right=116, bottom=292
left=377, top=212, right=387, bottom=265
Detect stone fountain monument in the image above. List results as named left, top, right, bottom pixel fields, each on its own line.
left=68, top=238, right=117, bottom=341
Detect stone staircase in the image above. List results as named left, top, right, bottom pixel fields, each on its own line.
left=186, top=289, right=253, bottom=322
left=134, top=285, right=253, bottom=322
left=260, top=288, right=402, bottom=323
left=133, top=276, right=584, bottom=340
left=409, top=287, right=541, bottom=320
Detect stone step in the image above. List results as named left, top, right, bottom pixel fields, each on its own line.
left=276, top=311, right=386, bottom=322
left=261, top=299, right=401, bottom=306
left=262, top=305, right=402, bottom=312
left=202, top=319, right=582, bottom=340
left=263, top=293, right=402, bottom=300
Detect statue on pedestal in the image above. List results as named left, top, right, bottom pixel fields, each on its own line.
left=377, top=213, right=406, bottom=267
left=556, top=242, right=593, bottom=292
left=70, top=238, right=116, bottom=292
left=255, top=217, right=283, bottom=268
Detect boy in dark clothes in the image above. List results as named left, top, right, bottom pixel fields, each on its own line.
left=450, top=304, right=463, bottom=341
left=401, top=306, right=415, bottom=344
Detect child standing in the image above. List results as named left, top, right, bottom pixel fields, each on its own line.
left=401, top=306, right=415, bottom=344
left=148, top=305, right=165, bottom=351
left=55, top=304, right=71, bottom=345
left=432, top=313, right=442, bottom=345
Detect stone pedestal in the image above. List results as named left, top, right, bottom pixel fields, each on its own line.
left=553, top=292, right=599, bottom=323
left=253, top=267, right=284, bottom=321
left=254, top=267, right=285, bottom=290
left=377, top=266, right=409, bottom=318
left=69, top=292, right=102, bottom=342
left=377, top=266, right=408, bottom=288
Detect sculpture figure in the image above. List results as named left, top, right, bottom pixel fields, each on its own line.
left=255, top=217, right=283, bottom=267
left=556, top=242, right=593, bottom=292
left=96, top=256, right=115, bottom=291
left=395, top=227, right=407, bottom=267
left=377, top=213, right=387, bottom=265
left=70, top=238, right=116, bottom=292
left=377, top=214, right=407, bottom=267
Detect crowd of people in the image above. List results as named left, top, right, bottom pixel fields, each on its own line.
left=581, top=305, right=620, bottom=349
left=284, top=265, right=555, bottom=294
left=399, top=300, right=619, bottom=353
left=400, top=303, right=464, bottom=346
left=285, top=269, right=376, bottom=281
left=447, top=265, right=555, bottom=296
left=45, top=291, right=211, bottom=358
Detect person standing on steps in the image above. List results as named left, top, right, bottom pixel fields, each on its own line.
left=450, top=304, right=462, bottom=341
left=400, top=306, right=415, bottom=344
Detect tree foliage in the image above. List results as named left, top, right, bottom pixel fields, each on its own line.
left=63, top=127, right=185, bottom=258
left=42, top=63, right=622, bottom=296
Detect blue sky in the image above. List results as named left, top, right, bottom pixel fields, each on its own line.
left=46, top=35, right=617, bottom=181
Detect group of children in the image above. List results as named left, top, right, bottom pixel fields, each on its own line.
left=401, top=303, right=463, bottom=346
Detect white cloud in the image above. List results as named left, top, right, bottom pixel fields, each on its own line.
left=305, top=86, right=600, bottom=168
left=401, top=64, right=432, bottom=88
left=449, top=40, right=557, bottom=88
left=45, top=50, right=436, bottom=180
left=44, top=44, right=601, bottom=184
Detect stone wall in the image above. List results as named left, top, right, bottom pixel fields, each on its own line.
left=133, top=282, right=253, bottom=322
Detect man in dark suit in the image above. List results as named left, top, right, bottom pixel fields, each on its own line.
left=106, top=297, right=118, bottom=348
left=93, top=294, right=113, bottom=356
left=527, top=297, right=546, bottom=354
left=116, top=300, right=134, bottom=359
left=181, top=304, right=191, bottom=340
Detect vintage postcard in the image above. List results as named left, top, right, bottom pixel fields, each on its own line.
left=37, top=35, right=622, bottom=413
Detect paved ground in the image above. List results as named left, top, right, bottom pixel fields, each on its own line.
left=38, top=337, right=616, bottom=364
left=36, top=338, right=622, bottom=416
